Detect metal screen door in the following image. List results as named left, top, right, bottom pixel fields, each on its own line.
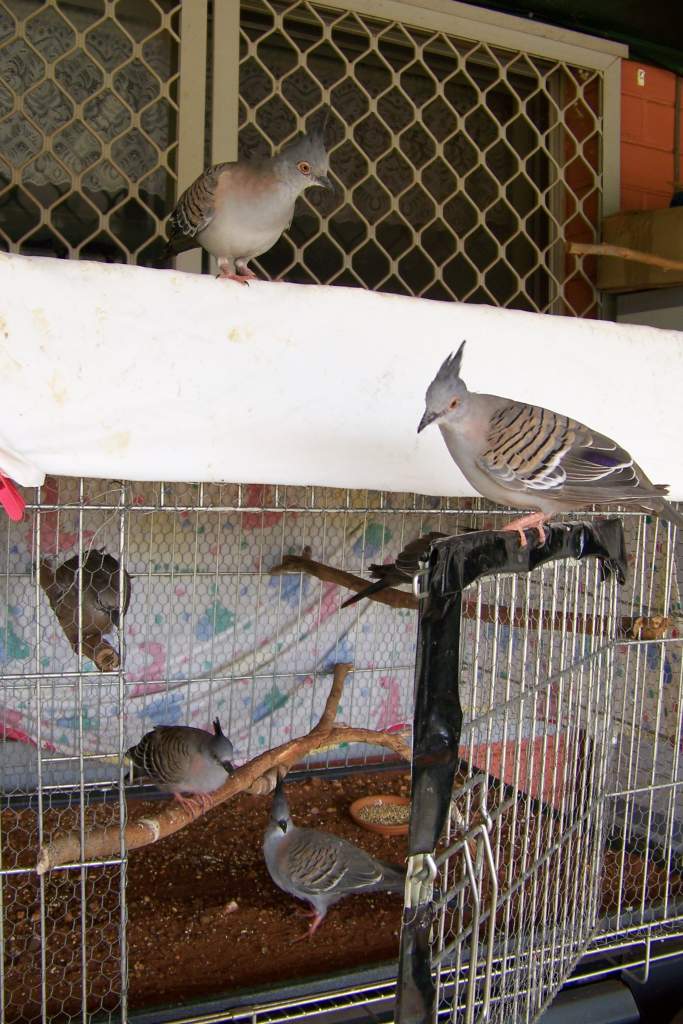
left=0, top=0, right=188, bottom=267
left=433, top=567, right=619, bottom=1022
left=236, top=0, right=621, bottom=316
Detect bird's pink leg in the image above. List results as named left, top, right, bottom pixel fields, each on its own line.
left=290, top=905, right=325, bottom=942
left=306, top=913, right=325, bottom=938
left=292, top=905, right=318, bottom=919
left=200, top=792, right=216, bottom=813
left=216, top=269, right=254, bottom=285
left=216, top=258, right=257, bottom=285
left=501, top=512, right=550, bottom=547
left=194, top=792, right=211, bottom=814
left=235, top=259, right=258, bottom=281
left=172, top=792, right=202, bottom=817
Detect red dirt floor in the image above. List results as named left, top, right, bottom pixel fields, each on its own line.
left=1, top=770, right=678, bottom=1021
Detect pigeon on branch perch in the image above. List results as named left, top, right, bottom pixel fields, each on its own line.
left=126, top=718, right=235, bottom=816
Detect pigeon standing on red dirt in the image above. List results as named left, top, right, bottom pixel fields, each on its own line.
left=263, top=778, right=405, bottom=938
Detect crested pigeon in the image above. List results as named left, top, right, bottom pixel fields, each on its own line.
left=40, top=548, right=131, bottom=632
left=166, top=110, right=333, bottom=283
left=418, top=340, right=683, bottom=545
left=263, top=778, right=405, bottom=938
left=341, top=531, right=447, bottom=608
left=39, top=549, right=131, bottom=671
left=126, top=719, right=235, bottom=815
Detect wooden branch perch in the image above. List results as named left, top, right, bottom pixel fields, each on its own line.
left=270, top=555, right=633, bottom=636
left=269, top=554, right=418, bottom=610
left=36, top=663, right=411, bottom=875
left=568, top=241, right=683, bottom=273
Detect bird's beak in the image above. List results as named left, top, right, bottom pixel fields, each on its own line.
left=417, top=409, right=436, bottom=433
left=277, top=819, right=287, bottom=833
left=224, top=760, right=235, bottom=774
left=315, top=173, right=334, bottom=191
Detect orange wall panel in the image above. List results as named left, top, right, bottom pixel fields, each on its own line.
left=620, top=60, right=680, bottom=211
left=621, top=141, right=674, bottom=190
left=622, top=61, right=675, bottom=104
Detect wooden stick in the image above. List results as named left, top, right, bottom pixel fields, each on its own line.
left=269, top=554, right=418, bottom=610
left=269, top=556, right=635, bottom=635
left=36, top=664, right=411, bottom=875
left=568, top=241, right=683, bottom=273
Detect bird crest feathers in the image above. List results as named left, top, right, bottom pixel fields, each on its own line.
left=434, top=339, right=466, bottom=385
left=271, top=775, right=291, bottom=826
left=309, top=104, right=330, bottom=142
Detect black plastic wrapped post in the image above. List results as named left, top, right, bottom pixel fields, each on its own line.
left=396, top=519, right=626, bottom=1024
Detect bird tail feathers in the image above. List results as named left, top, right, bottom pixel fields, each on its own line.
left=379, top=861, right=406, bottom=892
left=656, top=499, right=683, bottom=529
left=163, top=234, right=198, bottom=260
left=341, top=577, right=394, bottom=609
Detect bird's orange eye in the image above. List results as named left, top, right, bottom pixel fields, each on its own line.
left=449, top=398, right=459, bottom=410
left=297, top=161, right=311, bottom=175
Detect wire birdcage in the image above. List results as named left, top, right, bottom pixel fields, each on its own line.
left=0, top=477, right=680, bottom=1023
left=428, top=548, right=621, bottom=1023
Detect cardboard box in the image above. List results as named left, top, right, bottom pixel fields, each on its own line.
left=598, top=207, right=683, bottom=292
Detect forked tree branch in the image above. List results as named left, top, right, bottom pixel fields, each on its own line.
left=36, top=663, right=411, bottom=875
left=269, top=554, right=418, bottom=609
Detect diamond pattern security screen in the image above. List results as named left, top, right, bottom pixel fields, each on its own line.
left=239, top=0, right=603, bottom=315
left=0, top=0, right=181, bottom=266
left=0, top=1, right=610, bottom=315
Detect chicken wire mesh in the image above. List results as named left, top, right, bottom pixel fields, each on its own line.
left=0, top=477, right=471, bottom=1021
left=0, top=479, right=680, bottom=1023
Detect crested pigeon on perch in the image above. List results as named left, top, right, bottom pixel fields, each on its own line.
left=39, top=549, right=131, bottom=672
left=126, top=719, right=235, bottom=815
left=341, top=531, right=447, bottom=608
left=263, top=778, right=405, bottom=938
left=165, top=109, right=333, bottom=283
left=418, top=340, right=683, bottom=545
left=40, top=549, right=131, bottom=632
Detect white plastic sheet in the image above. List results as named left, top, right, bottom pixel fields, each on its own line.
left=2, top=252, right=682, bottom=497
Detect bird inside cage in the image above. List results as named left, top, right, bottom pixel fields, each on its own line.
left=126, top=718, right=235, bottom=816
left=263, top=776, right=405, bottom=939
left=39, top=548, right=131, bottom=672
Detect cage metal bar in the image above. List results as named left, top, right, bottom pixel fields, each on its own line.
left=397, top=521, right=626, bottom=1024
